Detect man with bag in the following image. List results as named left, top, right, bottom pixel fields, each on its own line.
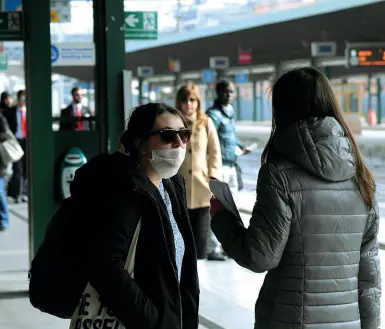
left=3, top=89, right=28, bottom=203
left=0, top=110, right=14, bottom=230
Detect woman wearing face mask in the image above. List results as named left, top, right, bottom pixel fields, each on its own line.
left=69, top=103, right=199, bottom=329
left=176, top=83, right=223, bottom=261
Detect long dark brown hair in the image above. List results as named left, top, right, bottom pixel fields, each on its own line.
left=262, top=67, right=376, bottom=208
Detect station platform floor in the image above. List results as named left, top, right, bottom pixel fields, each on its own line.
left=1, top=202, right=385, bottom=329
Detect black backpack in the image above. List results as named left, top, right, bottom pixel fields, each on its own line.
left=29, top=197, right=90, bottom=319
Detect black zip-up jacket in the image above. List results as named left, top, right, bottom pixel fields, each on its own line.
left=70, top=151, right=200, bottom=329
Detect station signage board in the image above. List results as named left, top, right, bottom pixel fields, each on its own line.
left=168, top=59, right=181, bottom=73
left=137, top=66, right=154, bottom=78
left=202, top=69, right=216, bottom=83
left=51, top=43, right=95, bottom=66
left=346, top=42, right=385, bottom=67
left=209, top=56, right=229, bottom=70
left=238, top=51, right=252, bottom=65
left=311, top=42, right=336, bottom=57
left=125, top=11, right=158, bottom=40
left=235, top=72, right=248, bottom=83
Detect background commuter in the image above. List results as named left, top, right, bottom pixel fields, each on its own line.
left=210, top=67, right=381, bottom=329
left=206, top=80, right=250, bottom=260
left=0, top=91, right=13, bottom=111
left=206, top=80, right=250, bottom=193
left=60, top=87, right=92, bottom=131
left=3, top=89, right=28, bottom=203
left=0, top=111, right=11, bottom=230
left=176, top=83, right=223, bottom=261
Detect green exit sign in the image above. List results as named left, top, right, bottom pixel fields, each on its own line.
left=0, top=12, right=23, bottom=41
left=124, top=11, right=158, bottom=40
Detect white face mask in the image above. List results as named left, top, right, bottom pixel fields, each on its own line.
left=148, top=148, right=186, bottom=179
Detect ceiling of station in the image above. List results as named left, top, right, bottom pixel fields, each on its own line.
left=52, top=1, right=385, bottom=81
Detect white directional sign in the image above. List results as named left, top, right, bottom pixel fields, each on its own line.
left=137, top=66, right=154, bottom=78
left=51, top=42, right=95, bottom=67
left=311, top=42, right=337, bottom=57
left=126, top=14, right=139, bottom=28
left=209, top=56, right=229, bottom=70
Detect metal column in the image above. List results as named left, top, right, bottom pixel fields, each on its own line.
left=324, top=66, right=332, bottom=80
left=175, top=72, right=182, bottom=88
left=368, top=73, right=373, bottom=111
left=216, top=69, right=225, bottom=81
left=252, top=77, right=257, bottom=122
left=138, top=77, right=144, bottom=105
left=94, top=0, right=126, bottom=153
left=23, top=0, right=54, bottom=256
left=236, top=86, right=241, bottom=120
left=377, top=78, right=382, bottom=124
left=258, top=81, right=264, bottom=121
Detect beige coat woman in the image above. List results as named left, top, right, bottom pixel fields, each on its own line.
left=176, top=82, right=225, bottom=260
left=179, top=116, right=222, bottom=209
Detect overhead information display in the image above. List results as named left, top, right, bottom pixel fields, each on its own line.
left=346, top=43, right=385, bottom=67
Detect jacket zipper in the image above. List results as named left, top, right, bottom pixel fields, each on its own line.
left=137, top=190, right=183, bottom=328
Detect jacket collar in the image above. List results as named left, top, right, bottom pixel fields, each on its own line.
left=211, top=101, right=233, bottom=119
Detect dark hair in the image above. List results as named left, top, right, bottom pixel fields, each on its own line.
left=262, top=67, right=376, bottom=208
left=215, top=80, right=232, bottom=94
left=120, top=103, right=188, bottom=159
left=17, top=90, right=25, bottom=99
left=71, top=87, right=80, bottom=96
left=0, top=91, right=10, bottom=103
left=0, top=91, right=11, bottom=109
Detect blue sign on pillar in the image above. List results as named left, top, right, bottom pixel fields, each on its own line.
left=202, top=69, right=215, bottom=83
left=235, top=72, right=249, bottom=83
left=4, top=0, right=22, bottom=11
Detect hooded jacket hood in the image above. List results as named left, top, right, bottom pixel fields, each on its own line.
left=273, top=116, right=355, bottom=182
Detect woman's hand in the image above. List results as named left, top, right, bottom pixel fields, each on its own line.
left=210, top=197, right=225, bottom=218
left=242, top=146, right=251, bottom=155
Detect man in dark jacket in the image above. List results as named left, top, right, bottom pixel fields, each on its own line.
left=60, top=87, right=92, bottom=131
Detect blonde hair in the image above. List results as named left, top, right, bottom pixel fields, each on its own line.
left=176, top=82, right=208, bottom=127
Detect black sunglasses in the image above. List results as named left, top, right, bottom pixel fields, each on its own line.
left=149, top=129, right=192, bottom=144
left=180, top=97, right=197, bottom=103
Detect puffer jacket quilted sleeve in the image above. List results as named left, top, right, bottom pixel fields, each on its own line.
left=211, top=161, right=292, bottom=272
left=212, top=117, right=381, bottom=329
left=359, top=203, right=381, bottom=329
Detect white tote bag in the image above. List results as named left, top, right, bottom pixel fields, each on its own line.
left=69, top=220, right=142, bottom=329
left=0, top=131, right=24, bottom=165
